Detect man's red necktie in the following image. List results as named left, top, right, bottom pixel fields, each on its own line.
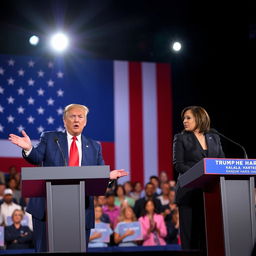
left=69, top=136, right=79, bottom=166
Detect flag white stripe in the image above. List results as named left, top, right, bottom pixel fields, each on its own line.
left=142, top=63, right=158, bottom=184
left=114, top=61, right=130, bottom=183
left=0, top=139, right=38, bottom=157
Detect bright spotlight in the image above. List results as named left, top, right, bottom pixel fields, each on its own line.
left=29, top=35, right=39, bottom=46
left=50, top=32, right=69, bottom=52
left=172, top=41, right=182, bottom=52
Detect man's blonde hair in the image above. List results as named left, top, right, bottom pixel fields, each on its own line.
left=63, top=104, right=89, bottom=119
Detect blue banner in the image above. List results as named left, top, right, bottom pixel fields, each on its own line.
left=204, top=158, right=256, bottom=175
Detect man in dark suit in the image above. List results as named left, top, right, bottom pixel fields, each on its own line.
left=9, top=104, right=127, bottom=252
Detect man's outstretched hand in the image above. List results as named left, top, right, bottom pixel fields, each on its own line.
left=8, top=130, right=32, bottom=151
left=109, top=169, right=128, bottom=180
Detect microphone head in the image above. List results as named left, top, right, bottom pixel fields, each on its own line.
left=54, top=137, right=59, bottom=143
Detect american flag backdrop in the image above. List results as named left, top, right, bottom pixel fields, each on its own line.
left=0, top=54, right=173, bottom=185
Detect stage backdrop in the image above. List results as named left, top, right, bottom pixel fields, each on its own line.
left=0, top=54, right=173, bottom=185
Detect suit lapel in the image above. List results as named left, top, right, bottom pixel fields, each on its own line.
left=205, top=133, right=214, bottom=157
left=81, top=135, right=88, bottom=165
left=57, top=131, right=69, bottom=165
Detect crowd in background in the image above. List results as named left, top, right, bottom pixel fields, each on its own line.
left=0, top=165, right=180, bottom=250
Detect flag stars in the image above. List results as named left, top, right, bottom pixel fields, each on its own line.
left=28, top=78, right=35, bottom=86
left=57, top=126, right=64, bottom=132
left=0, top=105, right=4, bottom=113
left=17, top=125, right=25, bottom=133
left=17, top=106, right=25, bottom=114
left=56, top=107, right=63, bottom=115
left=7, top=96, right=15, bottom=104
left=18, top=69, right=25, bottom=76
left=0, top=86, right=4, bottom=94
left=8, top=59, right=15, bottom=66
left=7, top=115, right=15, bottom=123
left=57, top=89, right=64, bottom=97
left=28, top=60, right=35, bottom=67
left=47, top=98, right=54, bottom=106
left=37, top=126, right=44, bottom=133
left=0, top=67, right=5, bottom=75
left=37, top=70, right=44, bottom=77
left=0, top=124, right=4, bottom=132
left=37, top=88, right=45, bottom=96
left=47, top=116, right=54, bottom=125
left=27, top=97, right=35, bottom=105
left=7, top=77, right=15, bottom=85
left=27, top=116, right=35, bottom=124
left=37, top=107, right=45, bottom=115
left=57, top=71, right=64, bottom=78
left=17, top=87, right=25, bottom=95
left=47, top=79, right=54, bottom=87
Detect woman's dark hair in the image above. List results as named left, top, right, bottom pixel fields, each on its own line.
left=181, top=105, right=210, bottom=133
left=114, top=184, right=125, bottom=196
left=141, top=199, right=157, bottom=217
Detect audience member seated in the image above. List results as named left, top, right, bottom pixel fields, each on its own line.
left=102, top=191, right=120, bottom=229
left=162, top=189, right=178, bottom=219
left=7, top=178, right=21, bottom=205
left=89, top=205, right=113, bottom=248
left=157, top=182, right=171, bottom=206
left=123, top=181, right=133, bottom=197
left=4, top=166, right=18, bottom=186
left=0, top=182, right=6, bottom=201
left=94, top=196, right=110, bottom=224
left=159, top=171, right=169, bottom=186
left=133, top=182, right=162, bottom=219
left=0, top=189, right=21, bottom=226
left=114, top=184, right=135, bottom=208
left=4, top=209, right=33, bottom=249
left=114, top=206, right=141, bottom=247
left=0, top=170, right=6, bottom=184
left=164, top=208, right=180, bottom=244
left=130, top=181, right=143, bottom=201
left=149, top=176, right=162, bottom=195
left=139, top=199, right=167, bottom=246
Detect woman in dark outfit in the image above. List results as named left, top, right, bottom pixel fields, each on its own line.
left=4, top=209, right=33, bottom=249
left=173, top=106, right=225, bottom=252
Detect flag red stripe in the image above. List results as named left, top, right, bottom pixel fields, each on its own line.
left=156, top=63, right=173, bottom=180
left=0, top=157, right=35, bottom=173
left=129, top=62, right=144, bottom=184
left=101, top=142, right=115, bottom=171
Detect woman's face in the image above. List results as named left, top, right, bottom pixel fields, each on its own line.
left=183, top=110, right=196, bottom=132
left=124, top=207, right=133, bottom=220
left=134, top=182, right=142, bottom=192
left=12, top=210, right=23, bottom=224
left=145, top=200, right=155, bottom=213
left=95, top=206, right=103, bottom=220
left=117, top=186, right=124, bottom=196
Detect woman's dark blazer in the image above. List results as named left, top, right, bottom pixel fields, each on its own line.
left=173, top=131, right=225, bottom=205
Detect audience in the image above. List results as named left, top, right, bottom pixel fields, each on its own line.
left=164, top=208, right=180, bottom=245
left=130, top=181, right=143, bottom=201
left=102, top=191, right=120, bottom=229
left=4, top=209, right=33, bottom=249
left=114, top=206, right=139, bottom=247
left=0, top=189, right=22, bottom=226
left=89, top=205, right=113, bottom=248
left=139, top=199, right=167, bottom=246
left=133, top=182, right=162, bottom=219
left=123, top=181, right=133, bottom=197
left=157, top=182, right=171, bottom=206
left=114, top=184, right=135, bottom=208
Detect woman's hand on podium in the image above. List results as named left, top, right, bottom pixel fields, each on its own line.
left=109, top=169, right=128, bottom=180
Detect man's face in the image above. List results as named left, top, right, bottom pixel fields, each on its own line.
left=145, top=184, right=154, bottom=197
left=63, top=107, right=87, bottom=136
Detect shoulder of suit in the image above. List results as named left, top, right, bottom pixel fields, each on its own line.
left=40, top=130, right=65, bottom=138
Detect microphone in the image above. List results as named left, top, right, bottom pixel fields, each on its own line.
left=209, top=128, right=248, bottom=159
left=54, top=137, right=68, bottom=166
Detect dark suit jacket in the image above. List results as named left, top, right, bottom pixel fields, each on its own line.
left=173, top=131, right=225, bottom=205
left=24, top=130, right=104, bottom=229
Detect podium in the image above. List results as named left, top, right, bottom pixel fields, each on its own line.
left=178, top=158, right=256, bottom=256
left=21, top=165, right=110, bottom=253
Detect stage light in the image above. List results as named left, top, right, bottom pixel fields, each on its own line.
left=172, top=41, right=182, bottom=52
left=29, top=35, right=39, bottom=46
left=50, top=32, right=69, bottom=52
